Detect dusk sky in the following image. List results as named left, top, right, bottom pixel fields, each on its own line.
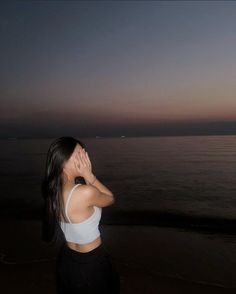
left=1, top=1, right=236, bottom=138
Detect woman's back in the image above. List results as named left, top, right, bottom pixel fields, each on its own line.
left=61, top=183, right=98, bottom=223
left=60, top=183, right=102, bottom=246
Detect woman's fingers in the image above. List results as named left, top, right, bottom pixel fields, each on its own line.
left=83, top=150, right=92, bottom=169
left=79, top=149, right=87, bottom=166
left=74, top=160, right=80, bottom=172
left=75, top=154, right=81, bottom=164
left=78, top=149, right=88, bottom=169
left=74, top=152, right=82, bottom=170
left=74, top=160, right=78, bottom=169
left=74, top=149, right=91, bottom=172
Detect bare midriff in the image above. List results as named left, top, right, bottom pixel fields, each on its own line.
left=66, top=236, right=102, bottom=253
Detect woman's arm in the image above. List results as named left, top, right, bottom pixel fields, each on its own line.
left=84, top=172, right=113, bottom=197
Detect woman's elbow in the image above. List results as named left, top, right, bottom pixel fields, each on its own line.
left=110, top=194, right=115, bottom=204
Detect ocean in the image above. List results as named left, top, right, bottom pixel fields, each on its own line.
left=0, top=135, right=236, bottom=288
left=1, top=135, right=235, bottom=222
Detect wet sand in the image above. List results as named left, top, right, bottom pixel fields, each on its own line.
left=0, top=219, right=235, bottom=293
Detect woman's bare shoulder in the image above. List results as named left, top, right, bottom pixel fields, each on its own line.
left=74, top=184, right=98, bottom=199
left=74, top=184, right=114, bottom=208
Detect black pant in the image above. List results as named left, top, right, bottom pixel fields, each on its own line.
left=56, top=242, right=121, bottom=294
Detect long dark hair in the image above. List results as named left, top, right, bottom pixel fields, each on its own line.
left=41, top=136, right=85, bottom=245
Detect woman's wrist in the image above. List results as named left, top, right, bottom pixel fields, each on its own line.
left=89, top=176, right=97, bottom=185
left=84, top=173, right=97, bottom=185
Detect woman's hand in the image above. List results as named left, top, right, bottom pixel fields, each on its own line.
left=73, top=148, right=93, bottom=179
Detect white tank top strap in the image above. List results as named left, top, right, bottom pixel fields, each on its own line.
left=65, top=183, right=82, bottom=223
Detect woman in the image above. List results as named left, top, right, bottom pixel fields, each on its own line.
left=41, top=136, right=121, bottom=294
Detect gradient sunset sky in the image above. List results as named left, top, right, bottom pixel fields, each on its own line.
left=1, top=1, right=236, bottom=138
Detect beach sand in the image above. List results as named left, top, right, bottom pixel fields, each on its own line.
left=0, top=219, right=235, bottom=293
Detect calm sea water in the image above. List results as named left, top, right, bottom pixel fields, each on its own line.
left=1, top=135, right=236, bottom=288
left=0, top=135, right=235, bottom=225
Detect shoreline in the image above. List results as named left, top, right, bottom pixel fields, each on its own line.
left=1, top=207, right=236, bottom=235
left=1, top=219, right=236, bottom=293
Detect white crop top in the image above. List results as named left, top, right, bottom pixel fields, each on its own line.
left=60, top=183, right=102, bottom=244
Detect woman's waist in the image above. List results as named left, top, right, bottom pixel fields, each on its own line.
left=59, top=236, right=110, bottom=263
left=66, top=236, right=102, bottom=253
